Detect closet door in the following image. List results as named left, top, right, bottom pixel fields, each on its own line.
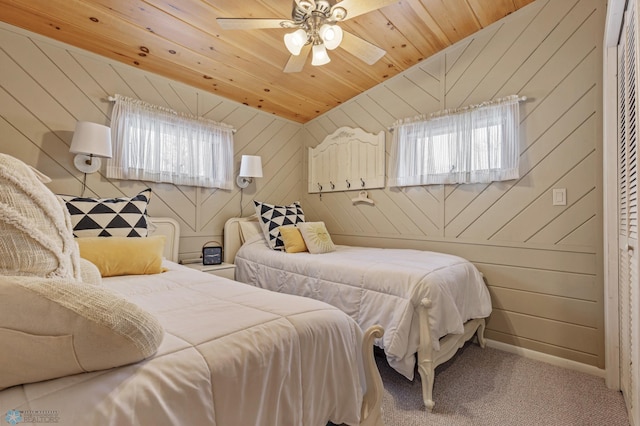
left=618, top=2, right=640, bottom=424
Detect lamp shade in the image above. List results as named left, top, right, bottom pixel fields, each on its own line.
left=311, top=43, right=331, bottom=66
left=69, top=121, right=112, bottom=158
left=319, top=24, right=343, bottom=50
left=284, top=29, right=308, bottom=56
left=239, top=155, right=263, bottom=177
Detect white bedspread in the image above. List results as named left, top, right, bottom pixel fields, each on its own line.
left=235, top=237, right=492, bottom=380
left=0, top=262, right=365, bottom=426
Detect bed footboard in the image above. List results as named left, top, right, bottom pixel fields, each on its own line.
left=417, top=298, right=486, bottom=411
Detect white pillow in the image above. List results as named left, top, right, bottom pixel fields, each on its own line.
left=297, top=221, right=336, bottom=254
left=0, top=275, right=163, bottom=390
left=78, top=258, right=102, bottom=286
left=239, top=220, right=263, bottom=244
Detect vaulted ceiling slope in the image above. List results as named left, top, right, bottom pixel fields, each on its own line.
left=0, top=0, right=535, bottom=123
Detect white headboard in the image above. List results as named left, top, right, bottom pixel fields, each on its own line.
left=223, top=215, right=258, bottom=264
left=148, top=217, right=180, bottom=262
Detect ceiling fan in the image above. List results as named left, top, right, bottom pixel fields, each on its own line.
left=217, top=0, right=399, bottom=73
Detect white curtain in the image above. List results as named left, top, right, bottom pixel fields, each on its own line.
left=107, top=94, right=235, bottom=189
left=388, top=95, right=521, bottom=187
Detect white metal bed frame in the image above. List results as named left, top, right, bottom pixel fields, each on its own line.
left=224, top=215, right=486, bottom=411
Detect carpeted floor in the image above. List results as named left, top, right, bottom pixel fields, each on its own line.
left=374, top=343, right=629, bottom=426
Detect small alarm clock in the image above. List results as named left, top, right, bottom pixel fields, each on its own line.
left=202, top=242, right=223, bottom=265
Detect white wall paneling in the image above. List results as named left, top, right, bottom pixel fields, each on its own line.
left=0, top=22, right=304, bottom=261
left=302, top=0, right=606, bottom=369
left=0, top=0, right=609, bottom=373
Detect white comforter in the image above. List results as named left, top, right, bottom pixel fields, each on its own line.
left=235, top=237, right=492, bottom=380
left=0, top=262, right=365, bottom=426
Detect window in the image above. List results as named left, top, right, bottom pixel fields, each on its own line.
left=107, top=94, right=234, bottom=189
left=388, top=95, right=521, bottom=186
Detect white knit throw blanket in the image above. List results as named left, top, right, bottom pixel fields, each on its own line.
left=0, top=154, right=80, bottom=280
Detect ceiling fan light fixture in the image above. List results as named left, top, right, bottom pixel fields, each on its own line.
left=311, top=43, right=330, bottom=66
left=284, top=29, right=308, bottom=55
left=319, top=24, right=343, bottom=50
left=295, top=0, right=316, bottom=13
left=330, top=6, right=347, bottom=21
left=217, top=0, right=390, bottom=73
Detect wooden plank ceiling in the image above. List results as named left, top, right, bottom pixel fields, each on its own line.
left=0, top=0, right=535, bottom=123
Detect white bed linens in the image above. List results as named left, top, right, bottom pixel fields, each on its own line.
left=235, top=236, right=492, bottom=380
left=0, top=261, right=365, bottom=426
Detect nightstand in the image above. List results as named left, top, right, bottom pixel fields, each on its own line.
left=183, top=262, right=236, bottom=280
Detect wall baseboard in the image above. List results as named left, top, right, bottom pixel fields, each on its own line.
left=485, top=339, right=607, bottom=380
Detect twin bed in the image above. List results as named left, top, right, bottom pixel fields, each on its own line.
left=1, top=142, right=490, bottom=423
left=224, top=215, right=492, bottom=411
left=0, top=215, right=384, bottom=426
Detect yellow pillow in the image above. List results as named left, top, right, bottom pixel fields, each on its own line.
left=278, top=226, right=308, bottom=253
left=76, top=236, right=166, bottom=277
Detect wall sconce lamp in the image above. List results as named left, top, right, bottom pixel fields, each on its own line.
left=69, top=121, right=112, bottom=174
left=236, top=155, right=263, bottom=188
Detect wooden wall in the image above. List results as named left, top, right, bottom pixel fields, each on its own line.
left=0, top=21, right=304, bottom=261
left=301, top=0, right=606, bottom=368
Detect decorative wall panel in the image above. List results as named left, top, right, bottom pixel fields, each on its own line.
left=308, top=126, right=385, bottom=194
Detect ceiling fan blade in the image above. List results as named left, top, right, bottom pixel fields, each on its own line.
left=340, top=31, right=386, bottom=65
left=217, top=18, right=294, bottom=30
left=333, top=0, right=399, bottom=20
left=283, top=44, right=312, bottom=73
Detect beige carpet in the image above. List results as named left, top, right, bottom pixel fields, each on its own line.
left=375, top=343, right=629, bottom=426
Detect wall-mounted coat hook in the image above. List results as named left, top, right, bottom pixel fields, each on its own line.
left=360, top=178, right=365, bottom=187
left=318, top=182, right=322, bottom=200
left=346, top=179, right=351, bottom=189
left=330, top=181, right=335, bottom=190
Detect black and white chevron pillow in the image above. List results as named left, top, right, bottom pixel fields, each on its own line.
left=254, top=200, right=305, bottom=250
left=59, top=189, right=151, bottom=238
